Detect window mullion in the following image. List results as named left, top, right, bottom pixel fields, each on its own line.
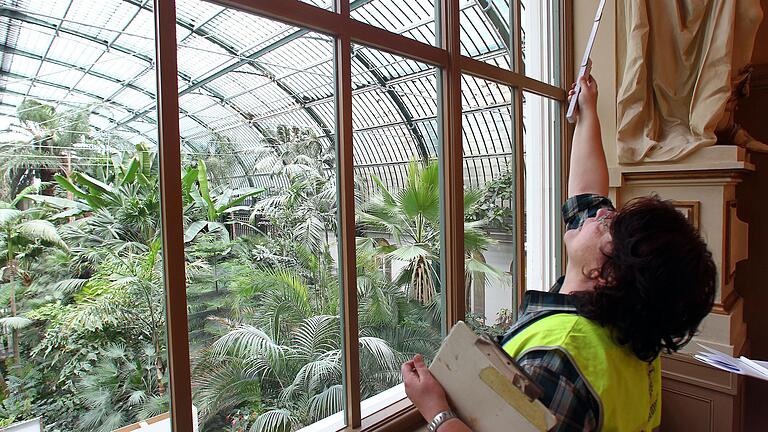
left=438, top=0, right=464, bottom=331
left=153, top=0, right=193, bottom=430
left=335, top=25, right=362, bottom=427
left=513, top=88, right=526, bottom=303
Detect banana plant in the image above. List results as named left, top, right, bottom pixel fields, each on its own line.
left=183, top=159, right=264, bottom=244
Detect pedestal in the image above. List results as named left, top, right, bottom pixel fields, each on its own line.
left=610, top=145, right=753, bottom=432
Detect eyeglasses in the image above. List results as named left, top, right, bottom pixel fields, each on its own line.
left=596, top=212, right=614, bottom=230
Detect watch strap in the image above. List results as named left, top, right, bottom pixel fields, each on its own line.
left=427, top=410, right=457, bottom=432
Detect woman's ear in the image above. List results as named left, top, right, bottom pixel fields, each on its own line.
left=586, top=267, right=601, bottom=280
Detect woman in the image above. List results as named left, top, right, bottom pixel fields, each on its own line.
left=401, top=76, right=716, bottom=432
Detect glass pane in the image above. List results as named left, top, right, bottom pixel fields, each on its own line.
left=523, top=92, right=562, bottom=292
left=302, top=0, right=335, bottom=11
left=351, top=0, right=437, bottom=46
left=521, top=0, right=561, bottom=85
left=351, top=44, right=442, bottom=414
left=461, top=75, right=517, bottom=336
left=177, top=3, right=344, bottom=430
left=0, top=0, right=169, bottom=430
left=460, top=0, right=512, bottom=69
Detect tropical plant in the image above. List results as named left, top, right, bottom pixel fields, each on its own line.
left=183, top=159, right=264, bottom=244
left=357, top=160, right=503, bottom=305
left=74, top=343, right=168, bottom=432
left=31, top=240, right=170, bottom=411
left=192, top=251, right=439, bottom=431
left=467, top=167, right=515, bottom=232
left=0, top=184, right=67, bottom=363
left=0, top=100, right=95, bottom=199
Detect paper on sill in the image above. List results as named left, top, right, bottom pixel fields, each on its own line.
left=693, top=344, right=768, bottom=382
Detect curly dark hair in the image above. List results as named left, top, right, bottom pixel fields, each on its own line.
left=572, top=196, right=717, bottom=362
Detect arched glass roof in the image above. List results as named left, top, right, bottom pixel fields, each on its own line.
left=0, top=0, right=516, bottom=191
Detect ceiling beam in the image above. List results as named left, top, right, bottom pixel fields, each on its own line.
left=353, top=49, right=431, bottom=164
left=0, top=87, right=147, bottom=137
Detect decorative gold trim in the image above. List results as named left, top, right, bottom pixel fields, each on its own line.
left=724, top=200, right=737, bottom=285
left=670, top=200, right=701, bottom=230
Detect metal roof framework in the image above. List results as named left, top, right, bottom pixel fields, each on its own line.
left=0, top=0, right=542, bottom=193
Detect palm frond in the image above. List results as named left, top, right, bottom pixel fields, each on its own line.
left=359, top=337, right=398, bottom=371
left=290, top=315, right=340, bottom=360
left=0, top=316, right=32, bottom=331
left=248, top=408, right=295, bottom=432
left=0, top=208, right=22, bottom=224
left=17, top=219, right=67, bottom=249
left=307, top=384, right=343, bottom=423
left=211, top=325, right=286, bottom=361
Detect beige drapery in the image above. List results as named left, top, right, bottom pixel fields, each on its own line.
left=616, top=0, right=764, bottom=163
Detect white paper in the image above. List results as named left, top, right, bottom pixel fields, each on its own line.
left=694, top=344, right=768, bottom=382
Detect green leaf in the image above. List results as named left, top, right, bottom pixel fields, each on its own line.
left=197, top=159, right=217, bottom=221
left=0, top=208, right=22, bottom=224
left=54, top=174, right=92, bottom=202
left=17, top=219, right=67, bottom=249
left=216, top=188, right=264, bottom=214
left=137, top=142, right=152, bottom=177
left=121, top=156, right=140, bottom=185
left=184, top=220, right=208, bottom=243
left=464, top=188, right=484, bottom=212
left=308, top=385, right=343, bottom=422
left=207, top=221, right=230, bottom=243
left=50, top=207, right=85, bottom=220
left=26, top=194, right=85, bottom=210
left=211, top=325, right=285, bottom=360
left=0, top=316, right=32, bottom=331
left=17, top=99, right=57, bottom=126
left=74, top=172, right=115, bottom=196
left=250, top=409, right=294, bottom=432
left=11, top=182, right=45, bottom=206
left=466, top=256, right=510, bottom=285
left=387, top=244, right=432, bottom=261
left=181, top=167, right=199, bottom=197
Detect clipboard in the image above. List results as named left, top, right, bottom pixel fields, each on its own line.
left=566, top=0, right=606, bottom=123
left=429, top=321, right=557, bottom=432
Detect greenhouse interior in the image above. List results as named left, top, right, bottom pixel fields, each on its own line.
left=2, top=0, right=766, bottom=431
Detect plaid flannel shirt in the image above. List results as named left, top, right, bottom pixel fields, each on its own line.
left=497, top=193, right=615, bottom=432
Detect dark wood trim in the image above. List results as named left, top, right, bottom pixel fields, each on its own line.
left=460, top=56, right=566, bottom=99
left=750, top=63, right=768, bottom=91
left=559, top=0, right=574, bottom=278
left=209, top=0, right=448, bottom=67
left=360, top=400, right=425, bottom=431
left=511, top=0, right=526, bottom=301
left=621, top=169, right=752, bottom=181
left=438, top=0, right=465, bottom=329
left=153, top=0, right=193, bottom=430
left=335, top=25, right=362, bottom=427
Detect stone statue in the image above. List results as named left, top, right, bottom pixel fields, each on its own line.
left=616, top=0, right=765, bottom=163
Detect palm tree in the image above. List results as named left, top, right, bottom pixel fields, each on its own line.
left=0, top=184, right=67, bottom=362
left=357, top=160, right=502, bottom=305
left=0, top=100, right=93, bottom=199
left=192, top=243, right=441, bottom=431
left=75, top=343, right=168, bottom=432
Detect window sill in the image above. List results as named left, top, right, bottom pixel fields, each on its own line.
left=297, top=384, right=425, bottom=432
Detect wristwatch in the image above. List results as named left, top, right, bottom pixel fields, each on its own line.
left=427, top=410, right=457, bottom=432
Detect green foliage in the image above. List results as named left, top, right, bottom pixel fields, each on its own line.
left=358, top=160, right=504, bottom=305
left=467, top=167, right=515, bottom=232
left=0, top=121, right=508, bottom=432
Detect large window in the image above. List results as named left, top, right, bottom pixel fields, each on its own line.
left=0, top=0, right=568, bottom=430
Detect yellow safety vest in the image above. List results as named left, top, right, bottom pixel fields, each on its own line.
left=502, top=313, right=661, bottom=431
